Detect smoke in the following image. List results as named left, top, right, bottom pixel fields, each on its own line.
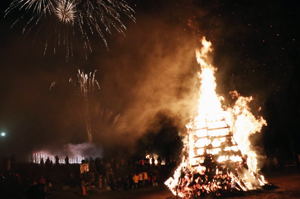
left=89, top=17, right=201, bottom=147
left=0, top=0, right=281, bottom=160
left=0, top=0, right=226, bottom=158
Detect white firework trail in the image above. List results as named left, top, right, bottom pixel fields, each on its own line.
left=77, top=69, right=100, bottom=143
left=5, top=0, right=135, bottom=58
left=77, top=69, right=100, bottom=97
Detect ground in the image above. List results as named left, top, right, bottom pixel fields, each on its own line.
left=227, top=172, right=300, bottom=199
left=52, top=171, right=300, bottom=199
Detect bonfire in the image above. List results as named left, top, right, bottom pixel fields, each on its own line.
left=165, top=37, right=267, bottom=198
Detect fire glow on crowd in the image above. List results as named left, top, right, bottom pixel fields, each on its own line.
left=165, top=37, right=267, bottom=198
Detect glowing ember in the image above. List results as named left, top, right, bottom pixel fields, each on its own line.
left=165, top=37, right=267, bottom=198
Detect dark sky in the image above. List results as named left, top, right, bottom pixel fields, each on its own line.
left=0, top=0, right=299, bottom=160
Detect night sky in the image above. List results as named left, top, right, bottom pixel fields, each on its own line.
left=0, top=0, right=299, bottom=161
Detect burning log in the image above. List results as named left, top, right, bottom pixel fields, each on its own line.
left=165, top=38, right=267, bottom=198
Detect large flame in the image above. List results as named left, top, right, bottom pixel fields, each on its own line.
left=165, top=37, right=267, bottom=198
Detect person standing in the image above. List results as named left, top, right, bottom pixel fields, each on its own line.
left=81, top=179, right=88, bottom=197
left=132, top=173, right=139, bottom=189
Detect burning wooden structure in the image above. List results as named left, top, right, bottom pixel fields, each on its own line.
left=165, top=38, right=267, bottom=198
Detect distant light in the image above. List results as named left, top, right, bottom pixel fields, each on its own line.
left=1, top=132, right=6, bottom=137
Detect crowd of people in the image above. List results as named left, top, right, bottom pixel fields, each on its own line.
left=0, top=156, right=174, bottom=198
left=2, top=153, right=297, bottom=199
left=79, top=157, right=171, bottom=195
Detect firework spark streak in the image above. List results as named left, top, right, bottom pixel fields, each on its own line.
left=5, top=0, right=135, bottom=58
left=77, top=69, right=100, bottom=97
left=77, top=69, right=100, bottom=143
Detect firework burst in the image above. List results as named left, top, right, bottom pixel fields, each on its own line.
left=55, top=0, right=76, bottom=24
left=5, top=0, right=135, bottom=58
